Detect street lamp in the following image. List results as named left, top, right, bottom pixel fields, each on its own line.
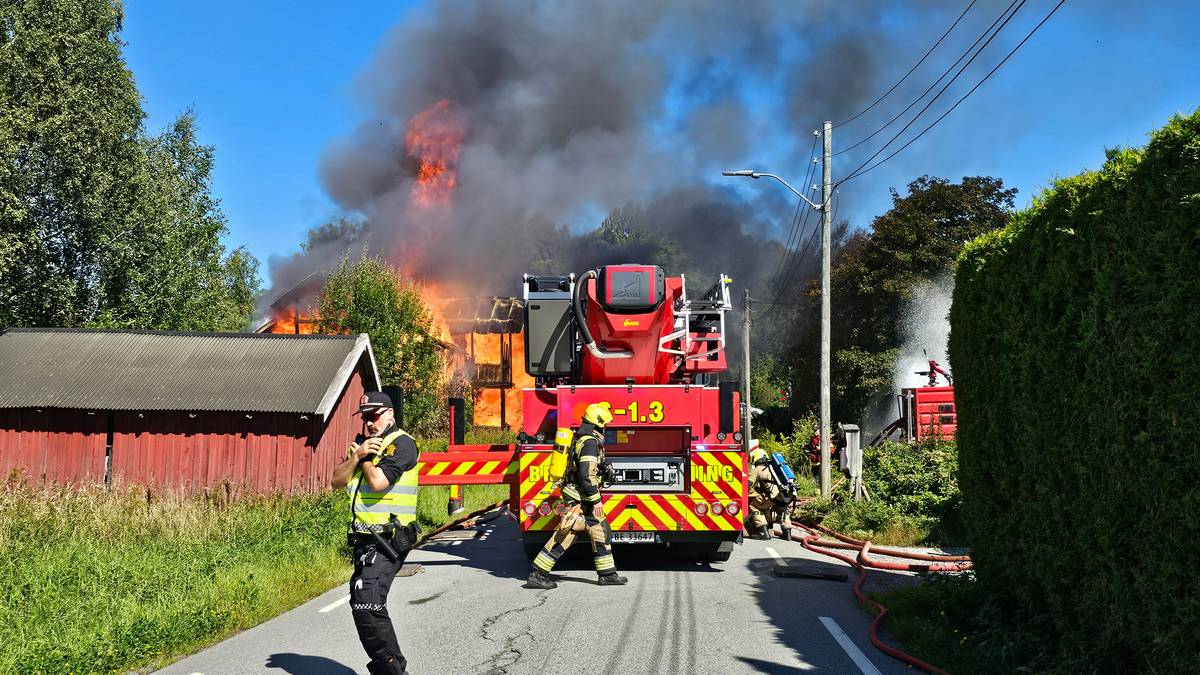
left=724, top=127, right=833, bottom=500
left=721, top=171, right=823, bottom=211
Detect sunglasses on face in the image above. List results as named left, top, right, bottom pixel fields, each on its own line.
left=362, top=410, right=385, bottom=422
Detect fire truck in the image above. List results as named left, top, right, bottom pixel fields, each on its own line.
left=420, top=264, right=747, bottom=562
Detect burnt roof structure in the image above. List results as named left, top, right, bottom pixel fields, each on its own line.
left=443, top=297, right=523, bottom=335
left=0, top=329, right=379, bottom=421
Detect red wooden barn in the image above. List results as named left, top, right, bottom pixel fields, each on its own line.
left=0, top=328, right=381, bottom=493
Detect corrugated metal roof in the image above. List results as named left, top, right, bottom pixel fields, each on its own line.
left=0, top=329, right=380, bottom=418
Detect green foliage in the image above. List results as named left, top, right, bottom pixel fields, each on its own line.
left=875, top=574, right=1033, bottom=674
left=757, top=413, right=819, bottom=483
left=813, top=176, right=1014, bottom=418
left=0, top=2, right=259, bottom=330
left=864, top=439, right=961, bottom=539
left=301, top=217, right=362, bottom=253
left=949, top=110, right=1200, bottom=671
left=795, top=438, right=962, bottom=546
left=317, top=252, right=447, bottom=434
left=0, top=484, right=350, bottom=674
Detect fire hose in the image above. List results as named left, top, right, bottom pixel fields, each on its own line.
left=775, top=522, right=971, bottom=675
left=415, top=499, right=510, bottom=547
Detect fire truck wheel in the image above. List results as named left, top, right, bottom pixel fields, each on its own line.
left=700, top=544, right=732, bottom=563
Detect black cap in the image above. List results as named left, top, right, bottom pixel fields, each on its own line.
left=354, top=391, right=393, bottom=415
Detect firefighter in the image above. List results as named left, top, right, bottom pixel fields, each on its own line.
left=330, top=391, right=420, bottom=675
left=746, top=447, right=793, bottom=541
left=526, top=403, right=628, bottom=589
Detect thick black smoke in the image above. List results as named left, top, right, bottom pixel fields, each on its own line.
left=271, top=0, right=958, bottom=306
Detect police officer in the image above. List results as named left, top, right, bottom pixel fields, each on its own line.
left=526, top=403, right=628, bottom=589
left=746, top=447, right=793, bottom=541
left=330, top=391, right=420, bottom=675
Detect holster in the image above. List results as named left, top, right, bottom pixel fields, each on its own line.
left=348, top=520, right=421, bottom=562
left=390, top=520, right=420, bottom=552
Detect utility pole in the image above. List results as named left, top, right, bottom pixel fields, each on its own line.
left=820, top=120, right=832, bottom=499
left=742, top=287, right=752, bottom=454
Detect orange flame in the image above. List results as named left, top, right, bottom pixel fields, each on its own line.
left=471, top=332, right=535, bottom=428
left=405, top=99, right=464, bottom=210
left=267, top=308, right=317, bottom=334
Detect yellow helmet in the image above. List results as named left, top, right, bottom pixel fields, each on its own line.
left=749, top=447, right=768, bottom=464
left=582, top=403, right=614, bottom=429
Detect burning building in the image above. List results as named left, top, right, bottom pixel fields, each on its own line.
left=442, top=296, right=531, bottom=428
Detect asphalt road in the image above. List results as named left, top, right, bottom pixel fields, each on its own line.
left=157, top=512, right=915, bottom=675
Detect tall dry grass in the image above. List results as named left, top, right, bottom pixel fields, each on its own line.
left=0, top=482, right=350, bottom=674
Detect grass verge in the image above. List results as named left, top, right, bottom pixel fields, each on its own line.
left=0, top=428, right=517, bottom=674
left=0, top=483, right=351, bottom=674
left=874, top=574, right=1039, bottom=674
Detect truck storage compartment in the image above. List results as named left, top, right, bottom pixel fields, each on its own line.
left=523, top=274, right=575, bottom=377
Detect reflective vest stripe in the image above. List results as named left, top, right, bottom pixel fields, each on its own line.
left=354, top=503, right=418, bottom=515
left=358, top=484, right=419, bottom=497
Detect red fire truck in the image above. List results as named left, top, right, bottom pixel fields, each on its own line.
left=419, top=264, right=747, bottom=562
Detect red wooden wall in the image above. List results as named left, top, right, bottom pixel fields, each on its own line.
left=0, top=408, right=107, bottom=484
left=0, top=363, right=370, bottom=494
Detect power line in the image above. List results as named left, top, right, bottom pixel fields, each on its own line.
left=841, top=0, right=1067, bottom=185
left=762, top=201, right=823, bottom=319
left=839, top=0, right=1029, bottom=184
left=833, top=0, right=1023, bottom=159
left=766, top=135, right=819, bottom=288
left=833, top=0, right=979, bottom=129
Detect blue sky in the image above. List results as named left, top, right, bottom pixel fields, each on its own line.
left=122, top=1, right=1199, bottom=282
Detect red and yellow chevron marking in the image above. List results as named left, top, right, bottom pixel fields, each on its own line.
left=519, top=451, right=560, bottom=529
left=416, top=445, right=518, bottom=485
left=517, top=449, right=748, bottom=532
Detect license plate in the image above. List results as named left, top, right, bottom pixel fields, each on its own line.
left=612, top=531, right=657, bottom=544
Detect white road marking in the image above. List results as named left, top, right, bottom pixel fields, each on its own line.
left=819, top=616, right=882, bottom=675
left=766, top=546, right=786, bottom=565
left=318, top=594, right=351, bottom=613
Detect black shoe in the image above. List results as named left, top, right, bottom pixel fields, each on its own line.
left=597, top=572, right=628, bottom=585
left=780, top=528, right=793, bottom=542
left=526, top=569, right=558, bottom=589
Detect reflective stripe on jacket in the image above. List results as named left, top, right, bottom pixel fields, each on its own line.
left=563, top=433, right=604, bottom=504
left=347, top=429, right=419, bottom=532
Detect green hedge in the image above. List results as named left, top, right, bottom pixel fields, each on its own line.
left=949, top=110, right=1200, bottom=670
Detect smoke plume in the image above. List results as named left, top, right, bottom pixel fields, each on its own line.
left=262, top=0, right=958, bottom=303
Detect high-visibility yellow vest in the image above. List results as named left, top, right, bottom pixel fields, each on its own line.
left=347, top=429, right=419, bottom=533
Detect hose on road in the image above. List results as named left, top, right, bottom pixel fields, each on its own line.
left=416, top=499, right=511, bottom=547
left=770, top=521, right=971, bottom=674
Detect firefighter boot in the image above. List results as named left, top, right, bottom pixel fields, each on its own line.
left=526, top=569, right=558, bottom=590
left=781, top=527, right=793, bottom=542
left=756, top=525, right=771, bottom=540
left=597, top=572, right=628, bottom=586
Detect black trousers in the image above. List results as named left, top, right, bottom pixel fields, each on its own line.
left=350, top=540, right=411, bottom=674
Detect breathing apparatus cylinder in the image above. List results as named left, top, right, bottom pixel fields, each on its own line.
left=547, top=427, right=575, bottom=483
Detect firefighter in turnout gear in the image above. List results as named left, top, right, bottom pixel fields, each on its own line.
left=526, top=403, right=628, bottom=589
left=747, top=447, right=793, bottom=541
left=330, top=391, right=420, bottom=675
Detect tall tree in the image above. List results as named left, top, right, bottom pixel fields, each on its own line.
left=316, top=252, right=446, bottom=433
left=90, top=112, right=259, bottom=330
left=825, top=176, right=1016, bottom=417
left=0, top=1, right=259, bottom=329
left=0, top=0, right=145, bottom=326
